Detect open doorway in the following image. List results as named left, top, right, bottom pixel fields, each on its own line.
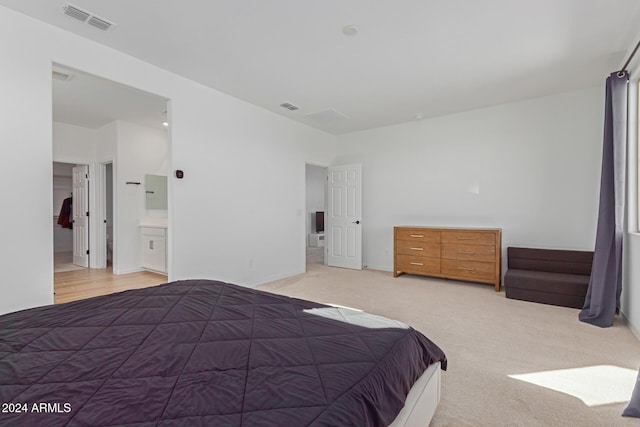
left=52, top=64, right=169, bottom=302
left=305, top=164, right=327, bottom=267
left=88, top=160, right=115, bottom=271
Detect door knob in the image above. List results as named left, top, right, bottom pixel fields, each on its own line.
left=352, top=220, right=360, bottom=224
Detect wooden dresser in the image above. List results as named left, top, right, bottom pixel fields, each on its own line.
left=394, top=226, right=502, bottom=291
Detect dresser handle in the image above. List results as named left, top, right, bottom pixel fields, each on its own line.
left=410, top=262, right=424, bottom=266
left=410, top=247, right=424, bottom=251
left=458, top=267, right=475, bottom=271
left=409, top=234, right=424, bottom=238
left=457, top=237, right=476, bottom=240
left=459, top=251, right=475, bottom=254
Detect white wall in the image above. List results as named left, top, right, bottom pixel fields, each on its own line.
left=96, top=121, right=118, bottom=236
left=96, top=121, right=117, bottom=163
left=114, top=120, right=168, bottom=274
left=0, top=8, right=53, bottom=313
left=0, top=6, right=335, bottom=315
left=622, top=71, right=640, bottom=339
left=53, top=122, right=97, bottom=163
left=334, top=87, right=604, bottom=272
left=169, top=94, right=335, bottom=285
left=624, top=235, right=640, bottom=338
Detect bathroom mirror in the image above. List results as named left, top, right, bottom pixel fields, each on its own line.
left=145, top=174, right=168, bottom=210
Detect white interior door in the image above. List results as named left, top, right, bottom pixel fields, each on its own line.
left=327, top=164, right=362, bottom=270
left=72, top=165, right=89, bottom=267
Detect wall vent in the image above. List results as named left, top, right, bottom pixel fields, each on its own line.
left=52, top=65, right=74, bottom=81
left=62, top=2, right=116, bottom=31
left=52, top=70, right=72, bottom=81
left=280, top=102, right=300, bottom=111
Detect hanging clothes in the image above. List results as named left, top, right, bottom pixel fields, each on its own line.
left=57, top=197, right=73, bottom=229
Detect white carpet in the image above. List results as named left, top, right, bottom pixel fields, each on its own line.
left=259, top=264, right=640, bottom=427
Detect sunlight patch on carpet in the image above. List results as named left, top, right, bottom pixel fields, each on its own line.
left=509, top=365, right=636, bottom=407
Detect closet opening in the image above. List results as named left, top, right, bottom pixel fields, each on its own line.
left=53, top=161, right=89, bottom=273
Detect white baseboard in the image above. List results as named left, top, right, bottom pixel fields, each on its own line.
left=364, top=264, right=392, bottom=272
left=113, top=267, right=144, bottom=275
left=621, top=312, right=640, bottom=343
left=245, top=269, right=306, bottom=288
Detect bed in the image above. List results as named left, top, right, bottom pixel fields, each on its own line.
left=0, top=279, right=446, bottom=426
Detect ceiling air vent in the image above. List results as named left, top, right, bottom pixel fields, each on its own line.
left=62, top=3, right=90, bottom=22
left=61, top=2, right=116, bottom=32
left=87, top=16, right=113, bottom=31
left=280, top=102, right=300, bottom=111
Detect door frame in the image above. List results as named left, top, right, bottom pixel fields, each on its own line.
left=91, top=161, right=115, bottom=270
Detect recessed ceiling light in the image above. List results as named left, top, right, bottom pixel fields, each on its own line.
left=414, top=114, right=424, bottom=120
left=342, top=25, right=360, bottom=36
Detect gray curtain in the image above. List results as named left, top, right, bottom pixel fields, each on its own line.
left=579, top=71, right=628, bottom=327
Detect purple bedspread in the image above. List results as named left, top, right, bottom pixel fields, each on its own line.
left=0, top=280, right=446, bottom=426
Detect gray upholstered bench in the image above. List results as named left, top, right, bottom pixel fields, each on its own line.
left=504, top=247, right=593, bottom=309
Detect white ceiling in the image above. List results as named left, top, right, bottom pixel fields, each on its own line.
left=4, top=0, right=640, bottom=134
left=52, top=65, right=168, bottom=131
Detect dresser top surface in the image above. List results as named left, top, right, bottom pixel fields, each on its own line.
left=395, top=225, right=501, bottom=232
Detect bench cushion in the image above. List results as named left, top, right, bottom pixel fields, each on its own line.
left=507, top=247, right=593, bottom=275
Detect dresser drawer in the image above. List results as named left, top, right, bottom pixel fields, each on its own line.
left=395, top=255, right=440, bottom=275
left=395, top=228, right=440, bottom=243
left=396, top=241, right=440, bottom=258
left=441, top=243, right=495, bottom=263
left=441, top=259, right=495, bottom=281
left=441, top=230, right=495, bottom=245
left=394, top=226, right=501, bottom=291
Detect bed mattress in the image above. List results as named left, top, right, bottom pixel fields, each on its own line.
left=0, top=279, right=446, bottom=426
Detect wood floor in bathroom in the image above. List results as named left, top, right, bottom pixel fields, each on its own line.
left=54, top=268, right=167, bottom=304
